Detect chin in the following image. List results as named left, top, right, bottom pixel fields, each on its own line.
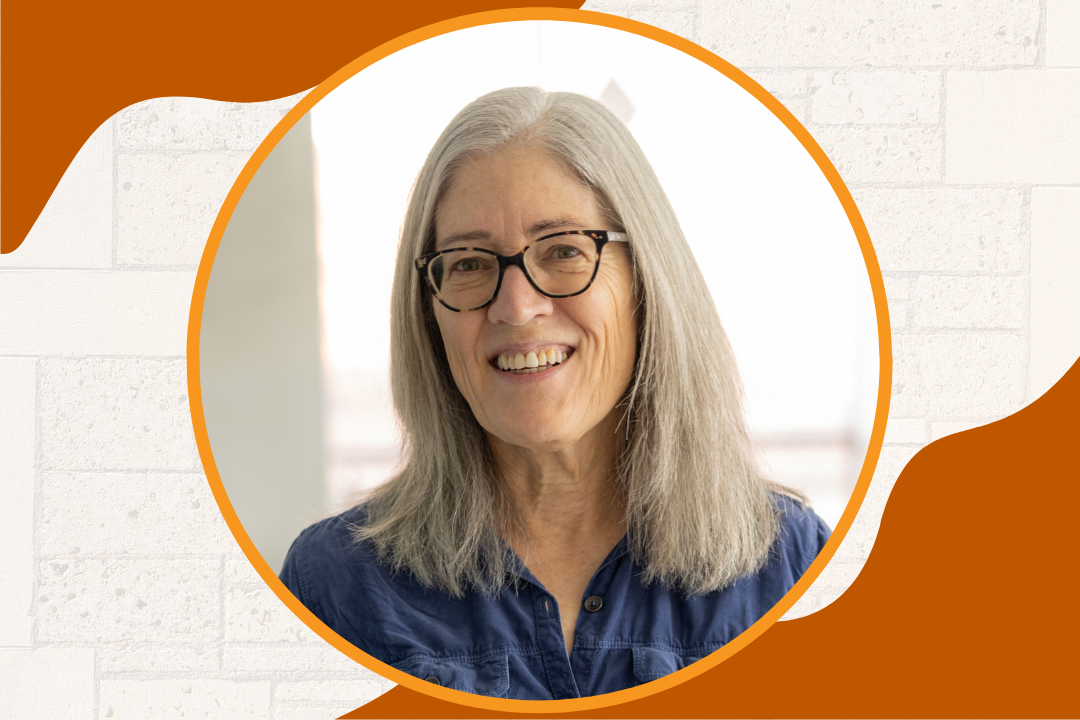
left=487, top=418, right=574, bottom=451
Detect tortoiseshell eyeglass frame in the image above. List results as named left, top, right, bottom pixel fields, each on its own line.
left=414, top=229, right=630, bottom=312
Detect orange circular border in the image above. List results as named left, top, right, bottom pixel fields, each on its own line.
left=188, top=7, right=892, bottom=714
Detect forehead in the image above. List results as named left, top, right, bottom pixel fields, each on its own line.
left=434, top=146, right=604, bottom=238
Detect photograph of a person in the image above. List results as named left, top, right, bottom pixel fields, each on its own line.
left=197, top=17, right=879, bottom=705
left=279, top=85, right=832, bottom=699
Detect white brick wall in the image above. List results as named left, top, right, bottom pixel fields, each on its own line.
left=117, top=153, right=249, bottom=267
left=1029, top=187, right=1080, bottom=402
left=38, top=358, right=197, bottom=470
left=38, top=471, right=233, bottom=554
left=810, top=71, right=941, bottom=125
left=947, top=70, right=1080, bottom=183
left=816, top=126, right=943, bottom=183
left=0, top=272, right=193, bottom=355
left=909, top=276, right=1026, bottom=329
left=0, top=358, right=36, bottom=646
left=1047, top=0, right=1080, bottom=67
left=36, top=557, right=220, bottom=644
left=99, top=679, right=272, bottom=720
left=2, top=6, right=1078, bottom=715
left=694, top=0, right=1040, bottom=67
left=0, top=648, right=95, bottom=718
left=851, top=188, right=1025, bottom=273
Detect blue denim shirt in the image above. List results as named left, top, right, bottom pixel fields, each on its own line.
left=280, top=495, right=830, bottom=700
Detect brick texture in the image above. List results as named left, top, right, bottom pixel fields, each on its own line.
left=1029, top=187, right=1080, bottom=401
left=909, top=276, right=1026, bottom=329
left=811, top=71, right=940, bottom=125
left=0, top=358, right=35, bottom=645
left=947, top=70, right=1080, bottom=184
left=1047, top=0, right=1080, bottom=67
left=696, top=0, right=1039, bottom=68
left=816, top=127, right=943, bottom=183
left=99, top=679, right=272, bottom=720
left=852, top=188, right=1025, bottom=274
left=35, top=557, right=220, bottom=643
left=0, top=649, right=95, bottom=718
left=0, top=271, right=194, bottom=355
left=39, top=358, right=196, bottom=471
left=39, top=471, right=234, bottom=555
left=891, top=333, right=1026, bottom=419
left=117, top=153, right=249, bottom=266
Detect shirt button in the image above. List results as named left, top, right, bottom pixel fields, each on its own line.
left=424, top=676, right=441, bottom=685
left=584, top=595, right=603, bottom=612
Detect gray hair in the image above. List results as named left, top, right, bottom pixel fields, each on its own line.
left=355, top=87, right=782, bottom=596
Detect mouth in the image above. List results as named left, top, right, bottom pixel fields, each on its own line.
left=492, top=346, right=574, bottom=375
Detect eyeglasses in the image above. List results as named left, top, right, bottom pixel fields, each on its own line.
left=415, top=230, right=629, bottom=312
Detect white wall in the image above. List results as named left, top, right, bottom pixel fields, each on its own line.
left=200, top=115, right=325, bottom=576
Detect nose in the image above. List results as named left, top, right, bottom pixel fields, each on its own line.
left=486, top=265, right=553, bottom=325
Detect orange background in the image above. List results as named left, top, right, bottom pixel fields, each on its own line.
left=5, top=2, right=1079, bottom=717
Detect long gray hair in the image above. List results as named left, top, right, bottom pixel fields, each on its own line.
left=355, top=87, right=781, bottom=596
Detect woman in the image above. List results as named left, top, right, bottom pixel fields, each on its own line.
left=281, top=87, right=831, bottom=700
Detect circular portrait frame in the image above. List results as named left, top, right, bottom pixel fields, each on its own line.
left=189, top=7, right=891, bottom=714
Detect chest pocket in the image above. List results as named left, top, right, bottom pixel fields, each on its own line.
left=632, top=646, right=704, bottom=685
left=394, top=654, right=510, bottom=698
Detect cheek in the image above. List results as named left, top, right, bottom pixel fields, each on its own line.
left=434, top=309, right=484, bottom=390
left=583, top=284, right=638, bottom=385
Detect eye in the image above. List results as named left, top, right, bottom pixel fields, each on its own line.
left=552, top=245, right=580, bottom=260
left=453, top=257, right=483, bottom=272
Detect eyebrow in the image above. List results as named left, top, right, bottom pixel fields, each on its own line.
left=436, top=217, right=588, bottom=250
left=436, top=230, right=491, bottom=250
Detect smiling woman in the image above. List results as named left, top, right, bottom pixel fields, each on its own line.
left=279, top=87, right=831, bottom=700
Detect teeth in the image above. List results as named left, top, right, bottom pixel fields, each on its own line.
left=497, top=347, right=571, bottom=373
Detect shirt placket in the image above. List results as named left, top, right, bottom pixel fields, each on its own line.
left=528, top=582, right=581, bottom=699
left=568, top=552, right=621, bottom=694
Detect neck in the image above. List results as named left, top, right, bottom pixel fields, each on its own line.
left=489, top=409, right=627, bottom=561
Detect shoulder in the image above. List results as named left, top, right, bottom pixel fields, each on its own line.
left=702, top=493, right=830, bottom=615
left=281, top=504, right=372, bottom=568
left=279, top=505, right=381, bottom=617
left=770, top=491, right=832, bottom=577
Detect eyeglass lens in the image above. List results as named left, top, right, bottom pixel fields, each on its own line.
left=428, top=235, right=600, bottom=310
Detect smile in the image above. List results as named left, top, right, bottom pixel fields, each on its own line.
left=495, top=347, right=573, bottom=374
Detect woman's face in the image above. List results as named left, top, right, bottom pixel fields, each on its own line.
left=433, top=145, right=638, bottom=454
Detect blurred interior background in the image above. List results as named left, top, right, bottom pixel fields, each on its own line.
left=201, top=21, right=879, bottom=574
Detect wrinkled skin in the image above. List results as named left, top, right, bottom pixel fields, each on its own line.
left=433, top=145, right=638, bottom=463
